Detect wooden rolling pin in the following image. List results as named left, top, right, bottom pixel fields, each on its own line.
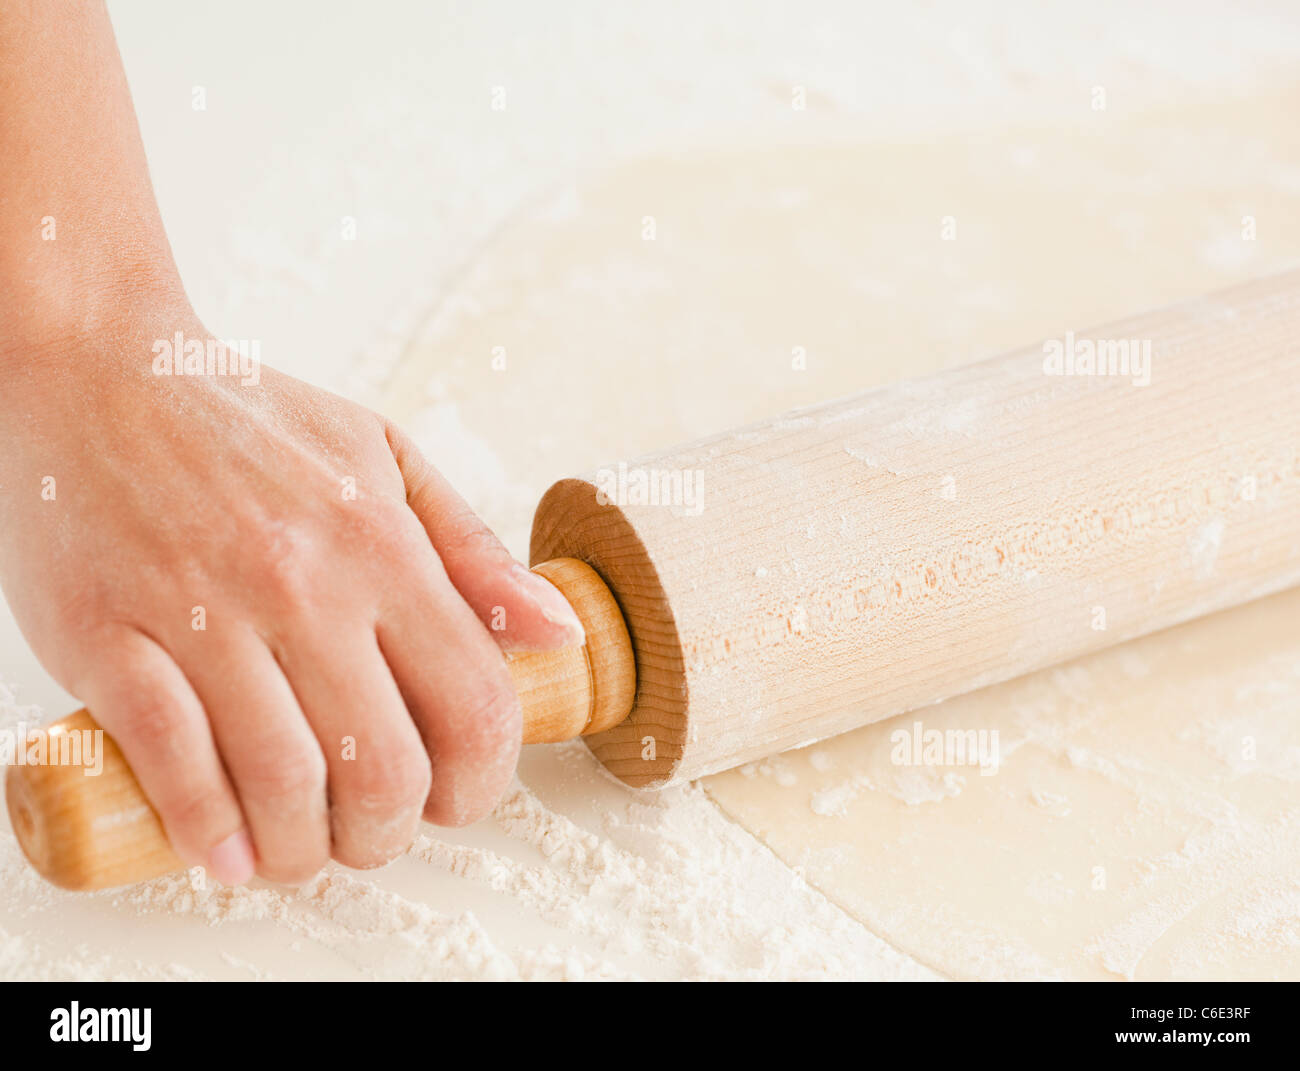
left=9, top=270, right=1300, bottom=891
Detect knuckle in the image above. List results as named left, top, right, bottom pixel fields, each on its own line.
left=338, top=751, right=432, bottom=816
left=328, top=743, right=430, bottom=868
left=164, top=790, right=237, bottom=850
left=442, top=518, right=504, bottom=560
left=112, top=695, right=187, bottom=762
left=423, top=690, right=520, bottom=829
left=340, top=497, right=415, bottom=554
left=331, top=815, right=418, bottom=869
left=458, top=686, right=522, bottom=756
left=423, top=771, right=496, bottom=829
left=241, top=746, right=327, bottom=807
left=372, top=512, right=431, bottom=569
left=247, top=523, right=320, bottom=611
left=55, top=583, right=114, bottom=636
left=392, top=751, right=435, bottom=804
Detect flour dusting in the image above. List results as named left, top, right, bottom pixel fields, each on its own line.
left=0, top=680, right=928, bottom=981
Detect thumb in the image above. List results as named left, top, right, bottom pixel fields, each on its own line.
left=384, top=422, right=585, bottom=652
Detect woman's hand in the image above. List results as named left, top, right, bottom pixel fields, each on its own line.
left=0, top=306, right=583, bottom=886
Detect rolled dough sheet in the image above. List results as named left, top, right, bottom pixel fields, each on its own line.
left=708, top=590, right=1300, bottom=980
left=378, top=85, right=1300, bottom=980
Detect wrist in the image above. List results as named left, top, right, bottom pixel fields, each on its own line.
left=0, top=257, right=192, bottom=374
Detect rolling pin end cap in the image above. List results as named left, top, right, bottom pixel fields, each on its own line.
left=6, top=764, right=66, bottom=888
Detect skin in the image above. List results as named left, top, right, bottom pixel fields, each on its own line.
left=0, top=2, right=583, bottom=885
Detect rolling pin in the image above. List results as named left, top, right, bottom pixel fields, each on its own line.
left=8, top=269, right=1300, bottom=890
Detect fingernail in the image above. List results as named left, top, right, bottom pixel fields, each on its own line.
left=209, top=830, right=256, bottom=886
left=511, top=564, right=585, bottom=646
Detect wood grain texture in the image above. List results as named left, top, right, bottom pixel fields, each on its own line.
left=4, top=709, right=183, bottom=890
left=532, top=270, right=1300, bottom=786
left=513, top=557, right=637, bottom=742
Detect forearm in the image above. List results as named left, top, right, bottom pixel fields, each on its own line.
left=0, top=1, right=185, bottom=356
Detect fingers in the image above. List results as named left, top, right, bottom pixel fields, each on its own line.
left=79, top=627, right=254, bottom=886
left=80, top=422, right=536, bottom=879
left=385, top=421, right=584, bottom=652
left=377, top=567, right=522, bottom=828
left=179, top=628, right=331, bottom=885
left=274, top=630, right=431, bottom=870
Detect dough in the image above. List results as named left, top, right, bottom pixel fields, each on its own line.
left=709, top=590, right=1300, bottom=980
left=379, top=84, right=1300, bottom=979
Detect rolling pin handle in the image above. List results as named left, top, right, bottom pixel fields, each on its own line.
left=5, top=557, right=636, bottom=891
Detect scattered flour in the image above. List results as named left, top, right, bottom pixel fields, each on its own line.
left=1029, top=787, right=1073, bottom=818
left=810, top=775, right=874, bottom=818
left=0, top=679, right=931, bottom=981
left=1188, top=517, right=1226, bottom=580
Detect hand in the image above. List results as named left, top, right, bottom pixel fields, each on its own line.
left=0, top=304, right=583, bottom=886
